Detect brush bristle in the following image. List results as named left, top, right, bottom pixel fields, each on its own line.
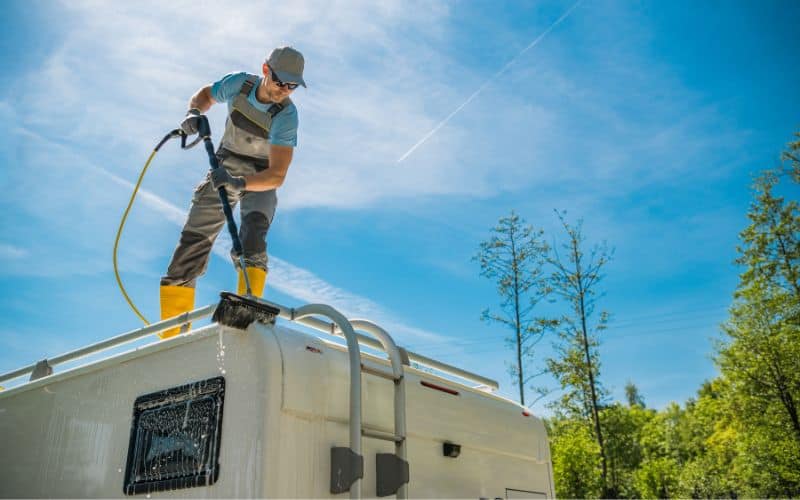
left=213, top=292, right=280, bottom=329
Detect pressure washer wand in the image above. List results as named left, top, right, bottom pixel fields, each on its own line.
left=196, top=116, right=253, bottom=296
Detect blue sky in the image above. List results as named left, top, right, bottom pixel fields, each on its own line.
left=0, top=0, right=798, bottom=415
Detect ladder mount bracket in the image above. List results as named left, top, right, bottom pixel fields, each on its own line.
left=330, top=447, right=364, bottom=494
left=376, top=453, right=409, bottom=497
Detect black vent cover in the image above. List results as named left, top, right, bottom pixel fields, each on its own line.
left=123, top=377, right=225, bottom=495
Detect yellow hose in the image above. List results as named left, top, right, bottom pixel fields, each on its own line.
left=113, top=148, right=158, bottom=325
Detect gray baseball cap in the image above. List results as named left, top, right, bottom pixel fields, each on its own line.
left=267, top=46, right=306, bottom=88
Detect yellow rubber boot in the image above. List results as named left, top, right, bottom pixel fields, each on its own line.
left=159, top=285, right=196, bottom=339
left=237, top=267, right=267, bottom=297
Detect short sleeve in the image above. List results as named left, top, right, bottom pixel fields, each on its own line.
left=210, top=72, right=248, bottom=104
left=269, top=104, right=299, bottom=147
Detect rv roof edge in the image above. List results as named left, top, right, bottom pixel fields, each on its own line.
left=0, top=304, right=217, bottom=385
left=247, top=297, right=499, bottom=391
left=0, top=297, right=499, bottom=395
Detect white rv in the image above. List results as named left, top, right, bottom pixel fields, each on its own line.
left=0, top=298, right=554, bottom=498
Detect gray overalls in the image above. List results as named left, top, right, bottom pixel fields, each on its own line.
left=161, top=76, right=291, bottom=288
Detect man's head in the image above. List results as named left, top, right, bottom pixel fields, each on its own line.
left=261, top=46, right=305, bottom=101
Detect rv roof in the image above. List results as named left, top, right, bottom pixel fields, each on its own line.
left=0, top=298, right=499, bottom=393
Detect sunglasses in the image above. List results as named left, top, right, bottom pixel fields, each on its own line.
left=269, top=68, right=300, bottom=90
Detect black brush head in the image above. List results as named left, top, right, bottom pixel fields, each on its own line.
left=213, top=292, right=280, bottom=330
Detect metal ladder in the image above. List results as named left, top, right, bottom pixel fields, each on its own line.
left=0, top=298, right=499, bottom=499
left=348, top=319, right=409, bottom=499
left=278, top=305, right=409, bottom=499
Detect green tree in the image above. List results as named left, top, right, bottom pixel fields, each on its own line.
left=639, top=402, right=689, bottom=463
left=715, top=134, right=800, bottom=495
left=545, top=133, right=800, bottom=499
left=625, top=381, right=646, bottom=408
left=546, top=212, right=613, bottom=494
left=548, top=418, right=604, bottom=499
left=624, top=381, right=741, bottom=498
left=779, top=131, right=800, bottom=182
left=675, top=379, right=740, bottom=498
left=725, top=139, right=800, bottom=438
left=475, top=210, right=554, bottom=405
left=600, top=402, right=653, bottom=497
left=633, top=457, right=679, bottom=499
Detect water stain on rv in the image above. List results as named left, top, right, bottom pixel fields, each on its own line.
left=216, top=329, right=226, bottom=375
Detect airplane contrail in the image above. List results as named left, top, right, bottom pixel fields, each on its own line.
left=397, top=0, right=583, bottom=163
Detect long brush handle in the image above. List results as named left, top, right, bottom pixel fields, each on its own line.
left=196, top=116, right=252, bottom=295
left=201, top=137, right=244, bottom=257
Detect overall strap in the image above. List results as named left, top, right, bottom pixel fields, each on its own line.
left=225, top=77, right=290, bottom=144
left=239, top=76, right=287, bottom=119
left=239, top=75, right=257, bottom=97
left=267, top=102, right=284, bottom=118
left=268, top=97, right=293, bottom=119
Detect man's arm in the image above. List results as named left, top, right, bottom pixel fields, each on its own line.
left=189, top=85, right=217, bottom=112
left=242, top=144, right=294, bottom=191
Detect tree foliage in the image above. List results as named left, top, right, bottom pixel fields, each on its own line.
left=546, top=212, right=613, bottom=493
left=625, top=381, right=646, bottom=408
left=715, top=134, right=800, bottom=495
left=548, top=418, right=604, bottom=499
left=475, top=210, right=554, bottom=405
left=601, top=402, right=652, bottom=497
left=633, top=457, right=679, bottom=499
left=496, top=133, right=800, bottom=498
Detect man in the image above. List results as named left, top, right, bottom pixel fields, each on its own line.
left=159, top=46, right=305, bottom=338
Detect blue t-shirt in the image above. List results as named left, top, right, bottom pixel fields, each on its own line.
left=211, top=72, right=298, bottom=147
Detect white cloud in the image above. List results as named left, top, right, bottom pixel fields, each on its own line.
left=19, top=0, right=596, bottom=213
left=0, top=244, right=28, bottom=260
left=266, top=256, right=451, bottom=344
left=17, top=0, right=464, bottom=209
left=14, top=0, right=744, bottom=225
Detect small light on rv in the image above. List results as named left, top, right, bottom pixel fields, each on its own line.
left=522, top=411, right=531, bottom=417
left=443, top=442, right=461, bottom=458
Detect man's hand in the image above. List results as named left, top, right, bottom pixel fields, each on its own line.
left=180, top=108, right=202, bottom=136
left=234, top=144, right=293, bottom=191
left=210, top=168, right=246, bottom=191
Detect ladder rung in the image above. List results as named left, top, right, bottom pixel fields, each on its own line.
left=361, top=363, right=400, bottom=381
left=362, top=428, right=404, bottom=443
